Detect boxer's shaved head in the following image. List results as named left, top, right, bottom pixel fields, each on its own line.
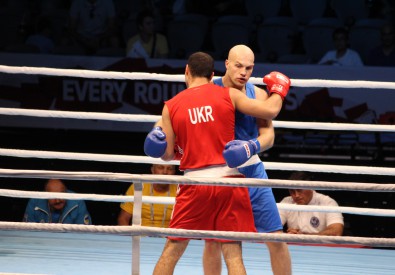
left=228, top=44, right=255, bottom=64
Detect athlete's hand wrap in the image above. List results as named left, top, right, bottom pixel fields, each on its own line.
left=144, top=126, right=167, bottom=158
left=263, top=71, right=291, bottom=100
left=223, top=139, right=260, bottom=168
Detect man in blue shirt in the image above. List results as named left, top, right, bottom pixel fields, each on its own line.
left=204, top=44, right=292, bottom=275
left=23, top=178, right=91, bottom=224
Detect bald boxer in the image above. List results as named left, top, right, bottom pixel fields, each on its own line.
left=202, top=44, right=292, bottom=275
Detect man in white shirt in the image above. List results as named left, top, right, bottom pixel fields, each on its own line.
left=279, top=171, right=344, bottom=236
left=318, top=27, right=363, bottom=67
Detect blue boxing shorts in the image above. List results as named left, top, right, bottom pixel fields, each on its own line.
left=238, top=155, right=283, bottom=233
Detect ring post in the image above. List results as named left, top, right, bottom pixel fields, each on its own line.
left=132, top=180, right=143, bottom=275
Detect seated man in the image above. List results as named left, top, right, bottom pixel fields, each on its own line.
left=23, top=178, right=92, bottom=224
left=318, top=27, right=363, bottom=66
left=117, top=164, right=177, bottom=227
left=279, top=171, right=344, bottom=236
left=126, top=9, right=169, bottom=59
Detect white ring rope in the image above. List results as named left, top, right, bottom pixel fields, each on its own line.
left=2, top=167, right=395, bottom=222
left=1, top=64, right=395, bottom=89
left=0, top=222, right=394, bottom=248
left=2, top=188, right=394, bottom=217
left=0, top=148, right=180, bottom=166
left=1, top=168, right=395, bottom=192
left=1, top=65, right=394, bottom=254
left=0, top=148, right=394, bottom=176
left=1, top=107, right=394, bottom=132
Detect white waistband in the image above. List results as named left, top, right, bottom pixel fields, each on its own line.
left=184, top=164, right=242, bottom=177
left=238, top=154, right=262, bottom=168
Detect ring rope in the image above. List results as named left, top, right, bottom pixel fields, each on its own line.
left=1, top=65, right=394, bottom=260
left=0, top=107, right=394, bottom=132
left=1, top=64, right=395, bottom=89
left=2, top=188, right=394, bottom=217
left=1, top=148, right=394, bottom=176
left=1, top=168, right=395, bottom=191
left=1, top=222, right=394, bottom=248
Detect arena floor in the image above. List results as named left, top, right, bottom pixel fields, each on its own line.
left=0, top=230, right=394, bottom=275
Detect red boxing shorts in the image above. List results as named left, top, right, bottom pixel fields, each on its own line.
left=168, top=175, right=256, bottom=241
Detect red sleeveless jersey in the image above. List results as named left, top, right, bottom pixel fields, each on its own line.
left=165, top=83, right=235, bottom=170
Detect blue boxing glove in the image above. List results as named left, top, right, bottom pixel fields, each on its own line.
left=223, top=139, right=260, bottom=168
left=144, top=126, right=167, bottom=158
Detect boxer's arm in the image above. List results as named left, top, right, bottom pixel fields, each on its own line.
left=232, top=71, right=291, bottom=118
left=231, top=89, right=282, bottom=119
left=257, top=118, right=274, bottom=152
left=160, top=105, right=176, bottom=161
left=223, top=85, right=276, bottom=167
left=254, top=85, right=275, bottom=152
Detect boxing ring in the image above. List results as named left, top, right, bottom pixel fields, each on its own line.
left=0, top=65, right=395, bottom=275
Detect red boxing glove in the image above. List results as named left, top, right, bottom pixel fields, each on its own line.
left=263, top=71, right=291, bottom=100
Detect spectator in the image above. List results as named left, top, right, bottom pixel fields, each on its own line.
left=117, top=164, right=177, bottom=227
left=318, top=27, right=364, bottom=66
left=126, top=9, right=169, bottom=59
left=23, top=179, right=92, bottom=224
left=66, top=0, right=119, bottom=55
left=366, top=23, right=395, bottom=67
left=279, top=171, right=344, bottom=236
left=25, top=16, right=55, bottom=54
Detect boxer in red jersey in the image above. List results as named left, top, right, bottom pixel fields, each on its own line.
left=145, top=52, right=290, bottom=275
